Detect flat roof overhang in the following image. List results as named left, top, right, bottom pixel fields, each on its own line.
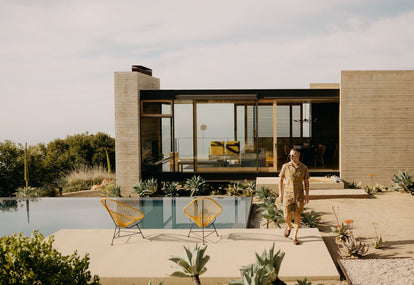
left=140, top=89, right=339, bottom=102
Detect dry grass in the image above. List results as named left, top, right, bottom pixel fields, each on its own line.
left=61, top=165, right=113, bottom=193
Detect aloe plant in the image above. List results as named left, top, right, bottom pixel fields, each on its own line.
left=169, top=244, right=210, bottom=285
left=186, top=175, right=205, bottom=197
left=332, top=222, right=352, bottom=243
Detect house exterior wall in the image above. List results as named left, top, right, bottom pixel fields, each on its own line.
left=340, top=70, right=414, bottom=187
left=114, top=72, right=160, bottom=196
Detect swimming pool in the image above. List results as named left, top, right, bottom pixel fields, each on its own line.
left=0, top=197, right=252, bottom=237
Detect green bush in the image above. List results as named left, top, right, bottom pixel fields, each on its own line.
left=0, top=231, right=100, bottom=284
left=0, top=133, right=115, bottom=197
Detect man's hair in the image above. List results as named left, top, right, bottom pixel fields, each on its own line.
left=291, top=147, right=301, bottom=156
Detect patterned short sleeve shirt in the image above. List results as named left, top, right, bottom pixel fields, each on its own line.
left=279, top=161, right=310, bottom=213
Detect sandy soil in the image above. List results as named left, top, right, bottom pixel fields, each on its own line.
left=308, top=191, right=414, bottom=262
left=251, top=191, right=414, bottom=284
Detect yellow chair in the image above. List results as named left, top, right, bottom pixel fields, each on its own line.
left=183, top=197, right=223, bottom=244
left=210, top=141, right=225, bottom=155
left=225, top=141, right=240, bottom=155
left=100, top=198, right=145, bottom=245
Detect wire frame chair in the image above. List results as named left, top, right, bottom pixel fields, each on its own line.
left=100, top=198, right=145, bottom=245
left=183, top=197, right=223, bottom=244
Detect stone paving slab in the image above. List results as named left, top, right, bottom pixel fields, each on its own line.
left=309, top=189, right=370, bottom=199
left=52, top=228, right=339, bottom=285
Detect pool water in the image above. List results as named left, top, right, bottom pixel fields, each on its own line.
left=0, top=197, right=252, bottom=237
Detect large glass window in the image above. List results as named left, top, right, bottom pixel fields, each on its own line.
left=140, top=98, right=338, bottom=175
left=174, top=101, right=193, bottom=172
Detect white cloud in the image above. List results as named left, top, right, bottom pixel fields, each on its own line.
left=1, top=0, right=414, bottom=144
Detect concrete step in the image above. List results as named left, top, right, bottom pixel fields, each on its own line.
left=256, top=177, right=344, bottom=193
left=309, top=189, right=370, bottom=199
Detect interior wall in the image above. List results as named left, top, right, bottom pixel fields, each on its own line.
left=311, top=103, right=339, bottom=168
left=340, top=70, right=414, bottom=187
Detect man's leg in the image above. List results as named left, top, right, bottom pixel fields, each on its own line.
left=293, top=211, right=301, bottom=241
left=284, top=210, right=292, bottom=232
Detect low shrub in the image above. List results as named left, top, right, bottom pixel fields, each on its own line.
left=61, top=165, right=109, bottom=193
left=0, top=231, right=100, bottom=284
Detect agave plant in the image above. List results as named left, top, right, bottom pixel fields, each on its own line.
left=391, top=169, right=414, bottom=193
left=103, top=182, right=122, bottom=197
left=300, top=210, right=321, bottom=228
left=134, top=178, right=158, bottom=197
left=243, top=181, right=256, bottom=197
left=348, top=181, right=362, bottom=189
left=162, top=182, right=178, bottom=197
left=295, top=277, right=312, bottom=285
left=169, top=244, right=210, bottom=285
left=230, top=264, right=272, bottom=285
left=230, top=243, right=286, bottom=285
left=14, top=186, right=41, bottom=198
left=260, top=195, right=284, bottom=229
left=339, top=235, right=369, bottom=258
left=226, top=182, right=242, bottom=196
left=186, top=175, right=206, bottom=197
left=255, top=186, right=272, bottom=201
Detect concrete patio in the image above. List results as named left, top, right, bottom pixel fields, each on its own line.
left=53, top=228, right=340, bottom=285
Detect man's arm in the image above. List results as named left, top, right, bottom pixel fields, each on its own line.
left=304, top=179, right=310, bottom=203
left=279, top=176, right=284, bottom=202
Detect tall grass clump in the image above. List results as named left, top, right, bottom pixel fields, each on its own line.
left=61, top=165, right=109, bottom=193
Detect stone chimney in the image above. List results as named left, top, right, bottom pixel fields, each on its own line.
left=131, top=65, right=152, bottom=76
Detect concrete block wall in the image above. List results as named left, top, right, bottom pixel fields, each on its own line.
left=340, top=70, right=414, bottom=187
left=114, top=71, right=160, bottom=196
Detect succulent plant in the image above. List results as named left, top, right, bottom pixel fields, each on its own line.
left=300, top=210, right=321, bottom=228
left=339, top=235, right=369, bottom=258
left=134, top=178, right=158, bottom=197
left=169, top=244, right=210, bottom=285
left=186, top=175, right=205, bottom=197
left=391, top=169, right=414, bottom=193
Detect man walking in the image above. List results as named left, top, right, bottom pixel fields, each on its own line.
left=278, top=148, right=310, bottom=245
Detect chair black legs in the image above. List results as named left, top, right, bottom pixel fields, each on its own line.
left=110, top=222, right=145, bottom=246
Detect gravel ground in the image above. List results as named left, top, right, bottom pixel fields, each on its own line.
left=339, top=258, right=414, bottom=285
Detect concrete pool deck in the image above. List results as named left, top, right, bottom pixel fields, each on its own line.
left=53, top=228, right=339, bottom=284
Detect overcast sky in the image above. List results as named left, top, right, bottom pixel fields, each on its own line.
left=1, top=0, right=414, bottom=145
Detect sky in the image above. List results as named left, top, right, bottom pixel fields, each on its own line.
left=1, top=0, right=414, bottom=145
